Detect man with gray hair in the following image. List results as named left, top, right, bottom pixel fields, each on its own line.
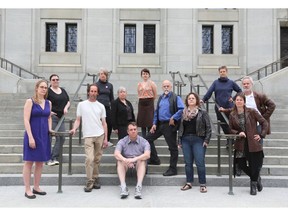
left=146, top=80, right=184, bottom=176
left=241, top=76, right=276, bottom=136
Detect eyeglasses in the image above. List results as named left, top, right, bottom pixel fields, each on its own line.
left=51, top=79, right=59, bottom=81
left=39, top=86, right=48, bottom=89
left=163, top=85, right=170, bottom=88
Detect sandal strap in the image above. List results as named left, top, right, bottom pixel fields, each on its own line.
left=181, top=183, right=192, bottom=190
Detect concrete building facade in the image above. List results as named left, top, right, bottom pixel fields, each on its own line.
left=0, top=8, right=288, bottom=94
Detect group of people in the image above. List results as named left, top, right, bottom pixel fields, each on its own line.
left=202, top=66, right=275, bottom=195
left=22, top=65, right=275, bottom=200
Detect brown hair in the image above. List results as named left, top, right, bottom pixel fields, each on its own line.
left=141, top=68, right=150, bottom=77
left=232, top=92, right=246, bottom=112
left=87, top=83, right=98, bottom=97
left=185, top=92, right=200, bottom=107
left=127, top=122, right=138, bottom=130
left=218, top=65, right=228, bottom=71
left=49, top=74, right=59, bottom=81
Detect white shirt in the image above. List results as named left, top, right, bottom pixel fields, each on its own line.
left=245, top=92, right=261, bottom=115
left=76, top=100, right=106, bottom=138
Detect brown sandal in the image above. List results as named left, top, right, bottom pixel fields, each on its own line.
left=200, top=185, right=207, bottom=193
left=181, top=183, right=192, bottom=191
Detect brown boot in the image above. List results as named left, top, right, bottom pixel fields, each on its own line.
left=84, top=180, right=94, bottom=192
left=93, top=178, right=101, bottom=189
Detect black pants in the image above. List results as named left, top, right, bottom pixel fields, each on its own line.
left=237, top=151, right=264, bottom=181
left=105, top=106, right=112, bottom=142
left=117, top=125, right=128, bottom=140
left=215, top=105, right=231, bottom=134
left=141, top=127, right=151, bottom=139
left=146, top=122, right=178, bottom=170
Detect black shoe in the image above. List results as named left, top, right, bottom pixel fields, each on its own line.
left=32, top=188, right=47, bottom=195
left=84, top=187, right=93, bottom=192
left=163, top=169, right=177, bottom=176
left=235, top=164, right=242, bottom=177
left=148, top=159, right=161, bottom=165
left=257, top=176, right=263, bottom=192
left=25, top=193, right=36, bottom=199
left=250, top=181, right=257, bottom=195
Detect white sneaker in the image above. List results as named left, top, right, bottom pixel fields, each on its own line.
left=47, top=160, right=55, bottom=166
left=120, top=186, right=129, bottom=199
left=134, top=185, right=142, bottom=199
left=47, top=160, right=59, bottom=166
left=107, top=142, right=114, bottom=147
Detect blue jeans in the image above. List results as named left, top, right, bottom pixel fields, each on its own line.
left=181, top=134, right=206, bottom=184
left=51, top=115, right=66, bottom=161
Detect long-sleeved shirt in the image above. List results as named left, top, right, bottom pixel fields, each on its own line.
left=96, top=80, right=114, bottom=107
left=202, top=77, right=242, bottom=108
left=153, top=92, right=184, bottom=125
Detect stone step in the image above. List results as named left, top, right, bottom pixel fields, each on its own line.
left=0, top=163, right=288, bottom=176
left=2, top=173, right=288, bottom=187
left=265, top=132, right=288, bottom=139
left=1, top=136, right=288, bottom=148
left=1, top=153, right=287, bottom=166
left=1, top=142, right=288, bottom=155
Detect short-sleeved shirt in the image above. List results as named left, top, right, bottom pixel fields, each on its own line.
left=115, top=135, right=150, bottom=158
left=76, top=100, right=106, bottom=138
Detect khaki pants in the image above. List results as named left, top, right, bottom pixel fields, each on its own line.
left=84, top=135, right=104, bottom=181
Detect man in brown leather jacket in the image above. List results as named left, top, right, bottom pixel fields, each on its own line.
left=241, top=76, right=276, bottom=135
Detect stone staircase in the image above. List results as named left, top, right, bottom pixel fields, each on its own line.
left=0, top=92, right=288, bottom=188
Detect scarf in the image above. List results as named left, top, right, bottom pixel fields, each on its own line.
left=182, top=107, right=199, bottom=121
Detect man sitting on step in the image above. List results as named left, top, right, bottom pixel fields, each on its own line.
left=114, top=122, right=150, bottom=199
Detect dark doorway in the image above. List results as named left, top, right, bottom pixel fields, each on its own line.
left=280, top=27, right=288, bottom=68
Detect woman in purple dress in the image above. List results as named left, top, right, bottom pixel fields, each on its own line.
left=23, top=80, right=52, bottom=199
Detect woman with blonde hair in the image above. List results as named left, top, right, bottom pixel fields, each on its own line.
left=23, top=80, right=52, bottom=199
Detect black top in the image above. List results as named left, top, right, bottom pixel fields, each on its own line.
left=183, top=116, right=197, bottom=135
left=111, top=98, right=135, bottom=129
left=96, top=80, right=114, bottom=107
left=47, top=87, right=70, bottom=118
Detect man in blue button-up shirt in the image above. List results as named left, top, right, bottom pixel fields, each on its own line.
left=146, top=80, right=184, bottom=176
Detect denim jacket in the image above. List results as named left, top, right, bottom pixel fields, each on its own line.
left=178, top=108, right=212, bottom=144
